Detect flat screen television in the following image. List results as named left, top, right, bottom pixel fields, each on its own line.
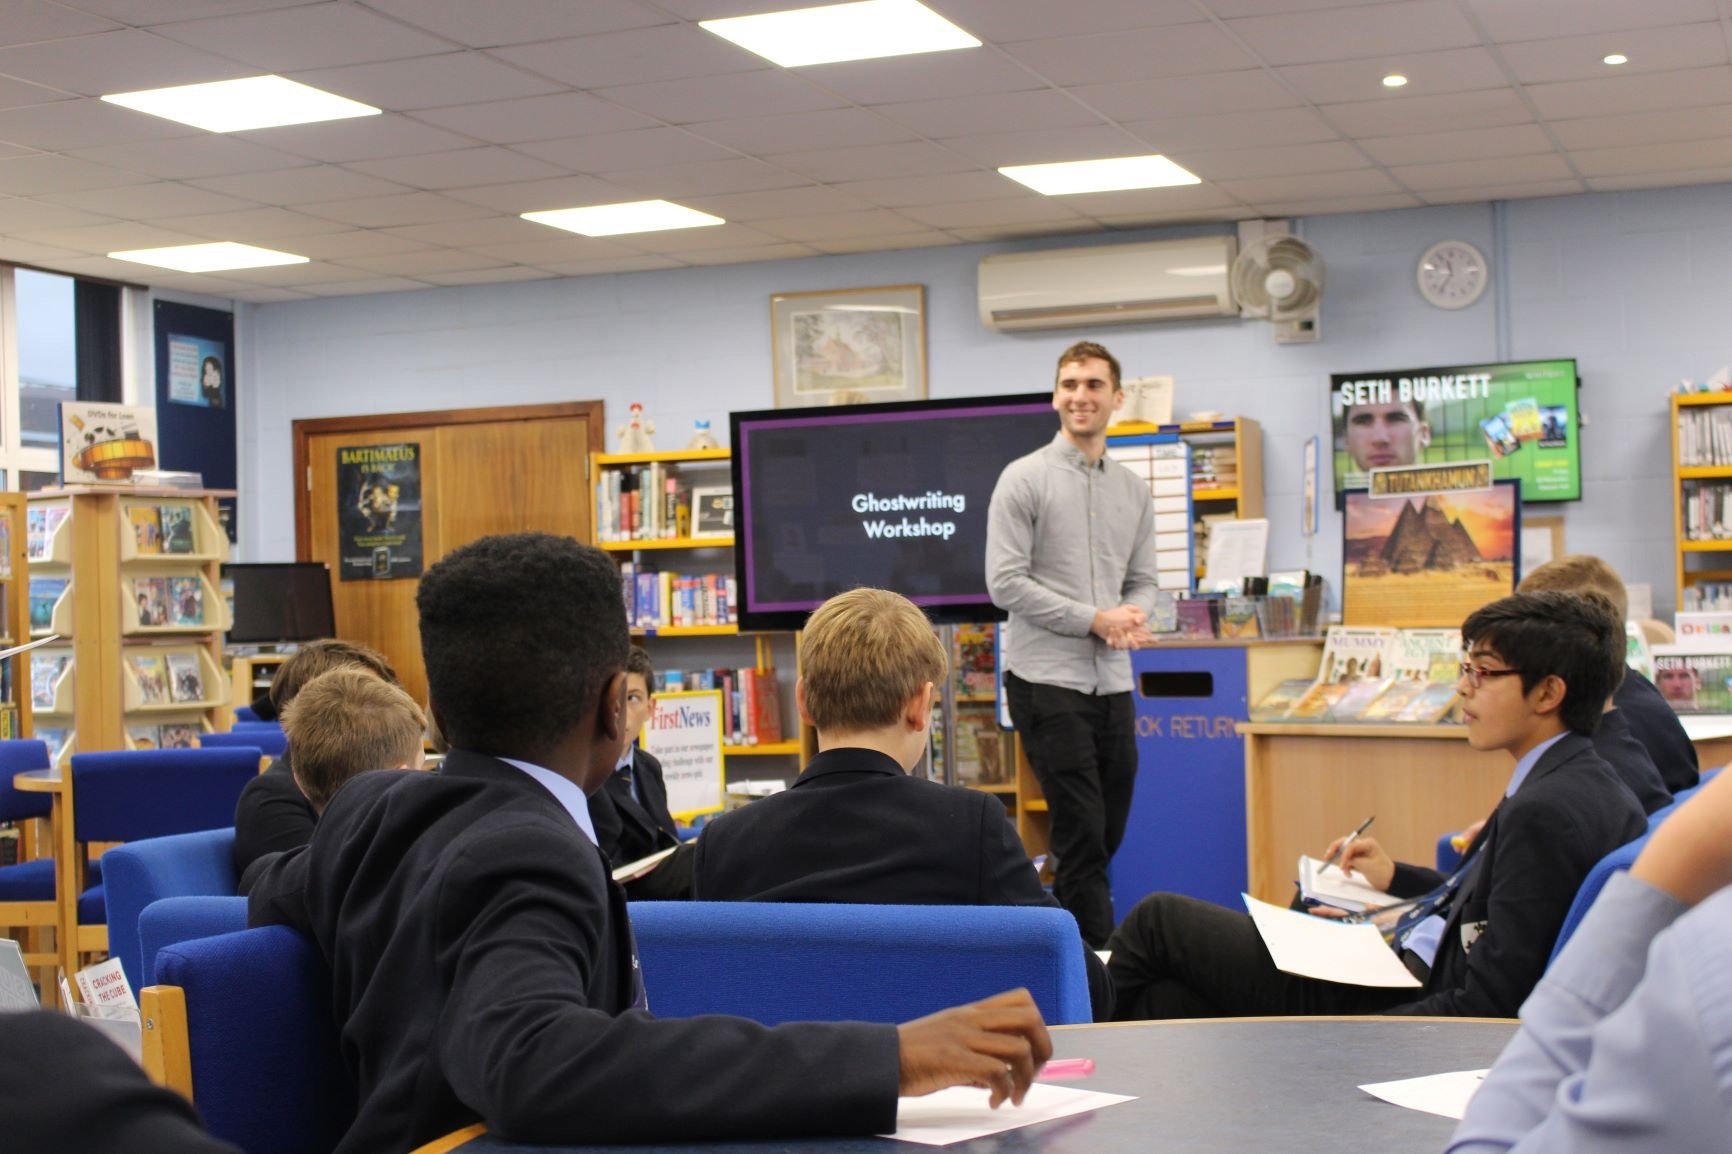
left=730, top=393, right=1057, bottom=632
left=224, top=562, right=337, bottom=645
left=1331, top=358, right=1581, bottom=502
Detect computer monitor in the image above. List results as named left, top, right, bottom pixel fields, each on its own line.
left=224, top=562, right=337, bottom=645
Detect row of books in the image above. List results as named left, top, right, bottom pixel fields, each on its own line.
left=132, top=576, right=205, bottom=627
left=1681, top=480, right=1732, bottom=540
left=127, top=723, right=203, bottom=750
left=27, top=504, right=200, bottom=562
left=953, top=624, right=997, bottom=697
left=620, top=562, right=737, bottom=630
left=935, top=703, right=1008, bottom=787
left=596, top=463, right=692, bottom=542
left=1170, top=574, right=1326, bottom=640
left=1251, top=625, right=1463, bottom=724
left=650, top=666, right=783, bottom=746
left=127, top=650, right=208, bottom=706
left=1191, top=444, right=1238, bottom=491
left=1677, top=407, right=1732, bottom=467
left=1682, top=582, right=1732, bottom=612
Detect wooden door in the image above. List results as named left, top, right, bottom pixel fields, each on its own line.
left=295, top=402, right=602, bottom=706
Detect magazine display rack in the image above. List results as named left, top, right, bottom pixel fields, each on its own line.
left=26, top=488, right=233, bottom=757
left=0, top=492, right=32, bottom=744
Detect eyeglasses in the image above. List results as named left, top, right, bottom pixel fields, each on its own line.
left=1458, top=661, right=1522, bottom=689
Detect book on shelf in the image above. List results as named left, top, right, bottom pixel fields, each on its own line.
left=26, top=507, right=66, bottom=562
left=1326, top=677, right=1394, bottom=721
left=169, top=576, right=204, bottom=626
left=1397, top=682, right=1463, bottom=724
left=35, top=725, right=71, bottom=764
left=596, top=463, right=699, bottom=543
left=953, top=624, right=997, bottom=697
left=127, top=724, right=161, bottom=750
left=1249, top=677, right=1316, bottom=721
left=0, top=518, right=9, bottom=577
left=620, top=561, right=737, bottom=629
left=1357, top=680, right=1428, bottom=722
left=159, top=505, right=196, bottom=554
left=166, top=651, right=203, bottom=703
left=653, top=665, right=782, bottom=745
left=1174, top=597, right=1217, bottom=639
left=1286, top=681, right=1347, bottom=720
left=128, top=507, right=162, bottom=554
left=128, top=652, right=170, bottom=705
left=31, top=652, right=70, bottom=711
left=1218, top=595, right=1261, bottom=639
left=130, top=723, right=200, bottom=750
left=28, top=576, right=66, bottom=632
left=1650, top=646, right=1732, bottom=714
left=1250, top=625, right=1461, bottom=723
left=134, top=577, right=170, bottom=626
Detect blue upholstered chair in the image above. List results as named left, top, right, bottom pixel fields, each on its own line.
left=201, top=728, right=285, bottom=758
left=138, top=895, right=247, bottom=988
left=628, top=902, right=1093, bottom=1026
left=145, top=927, right=353, bottom=1154
left=0, top=739, right=65, bottom=995
left=232, top=705, right=262, bottom=723
left=103, top=829, right=239, bottom=991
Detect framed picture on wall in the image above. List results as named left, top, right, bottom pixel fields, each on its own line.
left=770, top=284, right=927, bottom=409
left=691, top=486, right=734, bottom=539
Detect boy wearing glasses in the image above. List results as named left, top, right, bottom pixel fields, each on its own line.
left=1105, top=590, right=1646, bottom=1021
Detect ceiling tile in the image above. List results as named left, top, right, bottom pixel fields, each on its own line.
left=1003, top=24, right=1259, bottom=85
left=1465, top=0, right=1719, bottom=43
left=56, top=1, right=319, bottom=24
left=360, top=0, right=670, bottom=48
left=1586, top=166, right=1732, bottom=192
left=153, top=2, right=451, bottom=71
left=191, top=165, right=412, bottom=204
left=1359, top=123, right=1556, bottom=166
left=0, top=198, right=119, bottom=231
left=678, top=184, right=872, bottom=220
left=417, top=265, right=558, bottom=286
left=1500, top=23, right=1727, bottom=85
left=1124, top=107, right=1341, bottom=153
left=939, top=125, right=1146, bottom=167
left=148, top=205, right=354, bottom=240
left=295, top=277, right=433, bottom=297
left=468, top=235, right=640, bottom=264
left=0, top=141, right=36, bottom=161
left=0, top=237, right=95, bottom=265
left=680, top=242, right=822, bottom=265
left=1225, top=0, right=1479, bottom=65
left=234, top=115, right=476, bottom=164
left=334, top=248, right=509, bottom=275
left=0, top=98, right=198, bottom=152
left=1070, top=71, right=1301, bottom=120
left=615, top=222, right=781, bottom=253
left=281, top=229, right=437, bottom=259
left=1219, top=168, right=1400, bottom=201
left=0, top=1, right=121, bottom=46
left=800, top=48, right=1044, bottom=106
left=693, top=108, right=917, bottom=154
left=1038, top=182, right=1244, bottom=218
left=1278, top=47, right=1507, bottom=105
left=830, top=170, right=1023, bottom=208
left=294, top=190, right=496, bottom=227
left=596, top=70, right=847, bottom=124
left=1248, top=192, right=1425, bottom=216
left=1323, top=88, right=1534, bottom=136
left=441, top=174, right=634, bottom=213
left=766, top=140, right=977, bottom=184
left=926, top=0, right=1204, bottom=41
left=217, top=259, right=400, bottom=285
left=876, top=90, right=1106, bottom=139
left=345, top=147, right=568, bottom=190
left=600, top=157, right=809, bottom=197
left=1550, top=106, right=1732, bottom=150
left=0, top=154, right=155, bottom=195
left=1571, top=136, right=1732, bottom=177
left=1418, top=179, right=1585, bottom=204
left=227, top=286, right=316, bottom=302
left=1173, top=140, right=1370, bottom=181
left=950, top=220, right=1109, bottom=242
left=0, top=74, right=76, bottom=113
left=491, top=24, right=764, bottom=89
left=534, top=254, right=683, bottom=275
left=1204, top=0, right=1392, bottom=14
left=290, top=52, right=563, bottom=112
left=807, top=231, right=957, bottom=255
left=376, top=216, right=556, bottom=247
left=408, top=92, right=657, bottom=143
left=516, top=128, right=736, bottom=171
left=1390, top=152, right=1575, bottom=190
left=898, top=197, right=1087, bottom=229
left=41, top=180, right=257, bottom=218
left=64, top=134, right=313, bottom=179
left=1526, top=66, right=1732, bottom=121
left=24, top=253, right=178, bottom=280
left=753, top=209, right=929, bottom=241
left=0, top=29, right=252, bottom=96
left=15, top=219, right=208, bottom=252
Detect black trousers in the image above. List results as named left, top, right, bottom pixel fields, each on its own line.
left=1003, top=672, right=1137, bottom=949
left=1105, top=892, right=1415, bottom=1021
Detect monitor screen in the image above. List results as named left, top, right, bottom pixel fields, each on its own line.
left=224, top=562, right=337, bottom=645
left=1331, top=358, right=1581, bottom=502
left=730, top=393, right=1057, bottom=632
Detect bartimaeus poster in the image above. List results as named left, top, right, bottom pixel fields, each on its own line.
left=336, top=442, right=422, bottom=581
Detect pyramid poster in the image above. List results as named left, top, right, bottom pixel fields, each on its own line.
left=1342, top=479, right=1519, bottom=627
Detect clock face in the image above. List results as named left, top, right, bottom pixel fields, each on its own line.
left=1417, top=240, right=1488, bottom=310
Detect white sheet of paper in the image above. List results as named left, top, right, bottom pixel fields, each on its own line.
left=0, top=939, right=37, bottom=1011
left=1242, top=894, right=1420, bottom=988
left=1204, top=518, right=1269, bottom=587
left=1359, top=1069, right=1489, bottom=1119
left=611, top=844, right=678, bottom=882
left=888, top=1083, right=1135, bottom=1147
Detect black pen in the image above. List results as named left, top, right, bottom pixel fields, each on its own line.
left=1317, top=814, right=1375, bottom=875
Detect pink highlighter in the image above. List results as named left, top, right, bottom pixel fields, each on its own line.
left=1039, top=1058, right=1095, bottom=1081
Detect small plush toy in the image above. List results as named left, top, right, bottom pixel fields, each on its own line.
left=616, top=403, right=656, bottom=453
left=687, top=419, right=720, bottom=451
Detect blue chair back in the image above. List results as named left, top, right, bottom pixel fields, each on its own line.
left=232, top=706, right=261, bottom=723
left=73, top=748, right=260, bottom=844
left=231, top=720, right=281, bottom=732
left=201, top=729, right=286, bottom=758
left=104, top=829, right=239, bottom=991
left=629, top=902, right=1092, bottom=1026
left=0, top=739, right=52, bottom=824
left=155, top=926, right=354, bottom=1154
left=140, top=895, right=248, bottom=988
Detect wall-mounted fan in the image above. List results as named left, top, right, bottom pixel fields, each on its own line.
left=1231, top=233, right=1325, bottom=344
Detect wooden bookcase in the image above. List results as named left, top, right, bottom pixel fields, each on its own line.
left=1109, top=417, right=1264, bottom=584
left=0, top=492, right=31, bottom=744
left=589, top=449, right=800, bottom=773
left=229, top=652, right=290, bottom=723
left=1671, top=392, right=1732, bottom=607
left=27, top=487, right=234, bottom=758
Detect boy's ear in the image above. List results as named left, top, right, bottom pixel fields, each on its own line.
left=795, top=677, right=813, bottom=727
left=904, top=681, right=935, bottom=730
left=1529, top=672, right=1567, bottom=717
left=597, top=670, right=628, bottom=745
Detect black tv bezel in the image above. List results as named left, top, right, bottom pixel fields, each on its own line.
left=222, top=561, right=337, bottom=645
left=728, top=391, right=1053, bottom=633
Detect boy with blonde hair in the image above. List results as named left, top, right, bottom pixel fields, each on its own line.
left=694, top=586, right=1113, bottom=1019
left=280, top=667, right=427, bottom=813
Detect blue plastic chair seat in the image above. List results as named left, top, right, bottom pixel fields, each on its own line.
left=0, top=859, right=105, bottom=923
left=78, top=882, right=105, bottom=924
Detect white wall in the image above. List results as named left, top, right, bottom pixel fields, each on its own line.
left=241, top=182, right=1732, bottom=617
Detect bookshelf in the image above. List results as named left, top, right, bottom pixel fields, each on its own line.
left=590, top=448, right=797, bottom=779
left=1108, top=417, right=1264, bottom=583
left=1672, top=393, right=1732, bottom=609
left=0, top=492, right=30, bottom=744
left=26, top=488, right=234, bottom=759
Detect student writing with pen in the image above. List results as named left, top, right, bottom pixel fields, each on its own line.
left=1102, top=591, right=1645, bottom=1022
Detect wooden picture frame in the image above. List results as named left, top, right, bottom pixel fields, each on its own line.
left=770, top=284, right=927, bottom=409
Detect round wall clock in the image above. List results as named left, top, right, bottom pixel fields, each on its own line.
left=1416, top=239, right=1488, bottom=310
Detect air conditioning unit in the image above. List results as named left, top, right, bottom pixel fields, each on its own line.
left=978, top=236, right=1237, bottom=332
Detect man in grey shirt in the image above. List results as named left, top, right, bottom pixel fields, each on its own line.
left=985, top=340, right=1160, bottom=948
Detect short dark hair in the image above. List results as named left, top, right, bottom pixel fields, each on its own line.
left=417, top=533, right=628, bottom=758
left=626, top=646, right=654, bottom=685
left=1055, top=341, right=1121, bottom=389
left=1461, top=590, right=1623, bottom=736
left=269, top=638, right=398, bottom=714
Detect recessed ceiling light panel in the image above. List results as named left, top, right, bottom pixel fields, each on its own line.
left=1382, top=73, right=1409, bottom=88
left=1603, top=53, right=1628, bottom=65
left=102, top=75, right=379, bottom=133
left=998, top=155, right=1202, bottom=197
left=109, top=242, right=309, bottom=272
left=700, top=0, right=979, bottom=68
left=522, top=200, right=726, bottom=237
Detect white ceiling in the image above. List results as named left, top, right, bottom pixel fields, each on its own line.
left=1, top=0, right=1730, bottom=301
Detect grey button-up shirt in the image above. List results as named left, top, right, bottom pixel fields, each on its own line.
left=986, top=431, right=1159, bottom=695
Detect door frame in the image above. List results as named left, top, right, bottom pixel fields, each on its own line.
left=292, top=400, right=605, bottom=561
